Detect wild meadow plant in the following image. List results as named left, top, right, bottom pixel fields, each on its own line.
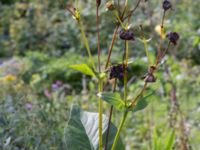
left=65, top=0, right=181, bottom=150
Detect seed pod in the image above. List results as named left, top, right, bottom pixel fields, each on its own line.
left=106, top=1, right=115, bottom=11
left=119, top=29, right=135, bottom=41
left=162, top=0, right=172, bottom=11
left=143, top=73, right=156, bottom=83
left=96, top=0, right=101, bottom=7
left=166, top=32, right=179, bottom=45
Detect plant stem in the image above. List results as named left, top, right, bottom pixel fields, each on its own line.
left=131, top=82, right=148, bottom=107
left=105, top=0, right=130, bottom=69
left=105, top=25, right=119, bottom=69
left=96, top=6, right=101, bottom=72
left=123, top=0, right=142, bottom=22
left=162, top=41, right=171, bottom=58
left=104, top=79, right=117, bottom=150
left=140, top=25, right=151, bottom=66
left=161, top=10, right=166, bottom=29
left=111, top=111, right=128, bottom=150
left=98, top=80, right=103, bottom=150
left=78, top=20, right=95, bottom=70
left=96, top=4, right=103, bottom=150
left=124, top=41, right=129, bottom=106
left=115, top=12, right=125, bottom=29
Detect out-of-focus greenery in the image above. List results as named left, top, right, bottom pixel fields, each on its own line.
left=0, top=0, right=200, bottom=149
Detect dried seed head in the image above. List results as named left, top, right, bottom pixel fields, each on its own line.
left=119, top=29, right=135, bottom=41
left=106, top=1, right=115, bottom=11
left=109, top=64, right=126, bottom=80
left=143, top=73, right=156, bottom=83
left=96, top=0, right=101, bottom=7
left=162, top=0, right=172, bottom=11
left=148, top=65, right=156, bottom=74
left=166, top=32, right=179, bottom=45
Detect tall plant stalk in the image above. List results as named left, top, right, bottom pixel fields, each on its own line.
left=104, top=79, right=117, bottom=150
left=124, top=40, right=129, bottom=106
left=96, top=2, right=103, bottom=149
left=111, top=111, right=128, bottom=150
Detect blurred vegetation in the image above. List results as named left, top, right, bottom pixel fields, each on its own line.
left=0, top=0, right=200, bottom=149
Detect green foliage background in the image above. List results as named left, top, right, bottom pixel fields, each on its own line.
left=0, top=0, right=200, bottom=149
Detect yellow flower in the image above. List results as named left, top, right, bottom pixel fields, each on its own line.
left=3, top=74, right=16, bottom=81
left=155, top=25, right=165, bottom=39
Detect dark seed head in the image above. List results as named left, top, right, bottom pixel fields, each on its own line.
left=166, top=32, right=179, bottom=45
left=119, top=29, right=135, bottom=41
left=96, top=0, right=101, bottom=7
left=109, top=64, right=127, bottom=80
left=163, top=0, right=172, bottom=11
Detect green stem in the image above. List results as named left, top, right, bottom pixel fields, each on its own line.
left=143, top=39, right=150, bottom=66
left=98, top=80, right=103, bottom=150
left=96, top=4, right=103, bottom=150
left=111, top=111, right=128, bottom=150
left=161, top=10, right=166, bottom=28
left=114, top=11, right=125, bottom=29
left=104, top=79, right=117, bottom=150
left=96, top=6, right=101, bottom=72
left=78, top=20, right=95, bottom=70
left=140, top=25, right=150, bottom=66
left=105, top=25, right=119, bottom=69
left=124, top=41, right=129, bottom=106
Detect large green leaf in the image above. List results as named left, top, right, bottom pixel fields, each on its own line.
left=69, top=64, right=96, bottom=77
left=97, top=92, right=125, bottom=111
left=64, top=105, right=124, bottom=150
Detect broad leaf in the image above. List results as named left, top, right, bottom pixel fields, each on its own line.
left=69, top=64, right=95, bottom=77
left=97, top=92, right=125, bottom=111
left=64, top=105, right=124, bottom=150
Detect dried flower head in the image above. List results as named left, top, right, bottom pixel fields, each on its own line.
left=109, top=64, right=126, bottom=80
left=143, top=73, right=156, bottom=83
left=119, top=29, right=135, bottom=41
left=148, top=65, right=156, bottom=74
left=166, top=32, right=179, bottom=45
left=162, top=0, right=172, bottom=11
left=106, top=1, right=115, bottom=11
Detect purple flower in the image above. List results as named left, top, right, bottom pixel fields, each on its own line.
left=55, top=80, right=62, bottom=86
left=51, top=80, right=63, bottom=90
left=52, top=84, right=58, bottom=90
left=44, top=89, right=52, bottom=98
left=25, top=103, right=33, bottom=110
